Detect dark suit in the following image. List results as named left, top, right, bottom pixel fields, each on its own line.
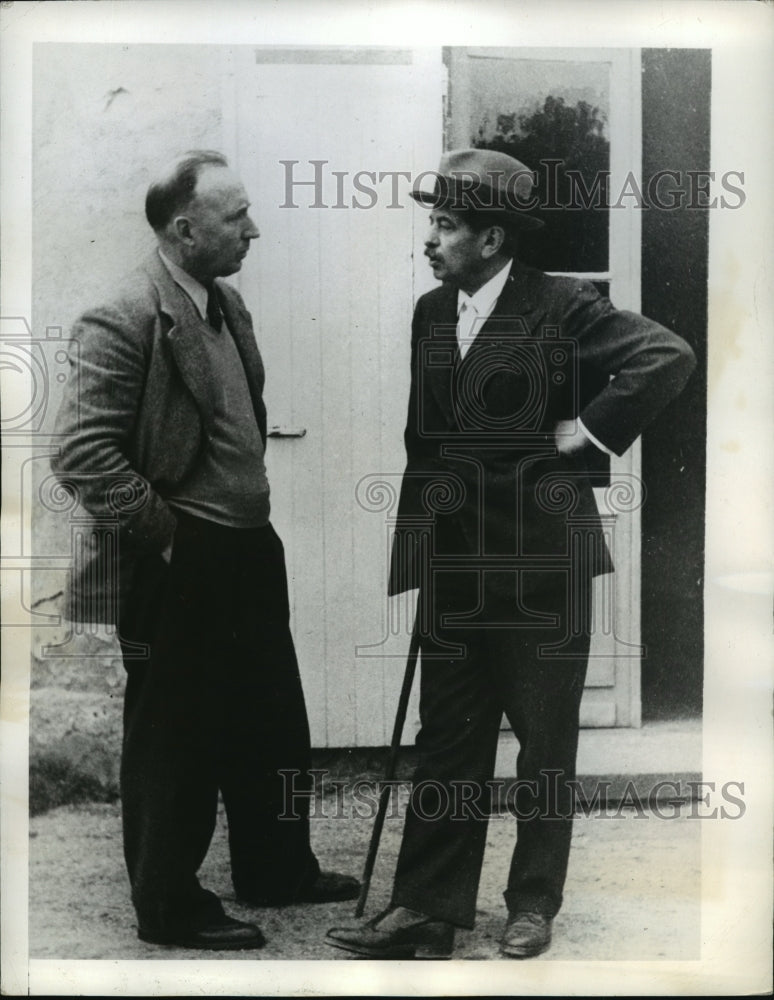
left=387, top=261, right=696, bottom=926
left=51, top=252, right=319, bottom=936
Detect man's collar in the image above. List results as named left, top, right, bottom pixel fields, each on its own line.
left=157, top=248, right=209, bottom=322
left=457, top=258, right=513, bottom=316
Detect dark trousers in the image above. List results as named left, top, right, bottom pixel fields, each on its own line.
left=119, top=513, right=319, bottom=935
left=392, top=576, right=590, bottom=928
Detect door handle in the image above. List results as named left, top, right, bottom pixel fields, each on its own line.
left=267, top=425, right=307, bottom=438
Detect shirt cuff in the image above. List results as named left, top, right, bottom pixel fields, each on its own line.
left=577, top=418, right=615, bottom=457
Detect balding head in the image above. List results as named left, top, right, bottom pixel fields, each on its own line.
left=146, top=150, right=229, bottom=232
left=147, top=151, right=259, bottom=282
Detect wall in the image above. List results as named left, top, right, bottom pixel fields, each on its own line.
left=30, top=44, right=443, bottom=749
left=640, top=48, right=710, bottom=719
left=32, top=43, right=231, bottom=595
left=28, top=43, right=238, bottom=804
left=30, top=43, right=707, bottom=741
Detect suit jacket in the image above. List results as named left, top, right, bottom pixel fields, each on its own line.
left=51, top=251, right=267, bottom=624
left=388, top=261, right=696, bottom=606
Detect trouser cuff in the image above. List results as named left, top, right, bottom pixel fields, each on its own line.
left=391, top=889, right=474, bottom=930
left=503, top=889, right=560, bottom=918
left=135, top=886, right=226, bottom=936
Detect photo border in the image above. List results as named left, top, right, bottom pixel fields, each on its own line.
left=2, top=1, right=772, bottom=995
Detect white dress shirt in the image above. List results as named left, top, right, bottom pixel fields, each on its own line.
left=456, top=259, right=514, bottom=361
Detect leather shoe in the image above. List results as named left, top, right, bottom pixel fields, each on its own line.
left=139, top=915, right=265, bottom=951
left=239, top=870, right=360, bottom=907
left=295, top=870, right=360, bottom=903
left=500, top=911, right=552, bottom=958
left=326, top=905, right=455, bottom=959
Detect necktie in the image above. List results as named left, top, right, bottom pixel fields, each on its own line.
left=456, top=299, right=478, bottom=361
left=205, top=282, right=223, bottom=332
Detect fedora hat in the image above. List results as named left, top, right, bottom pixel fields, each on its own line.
left=411, top=148, right=544, bottom=231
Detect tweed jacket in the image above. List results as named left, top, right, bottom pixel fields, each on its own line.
left=51, top=251, right=267, bottom=624
left=388, top=261, right=696, bottom=602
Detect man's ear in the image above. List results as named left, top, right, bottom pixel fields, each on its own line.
left=172, top=215, right=194, bottom=245
left=480, top=224, right=506, bottom=260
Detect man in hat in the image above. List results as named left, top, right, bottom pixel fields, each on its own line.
left=51, top=150, right=358, bottom=951
left=327, top=149, right=695, bottom=959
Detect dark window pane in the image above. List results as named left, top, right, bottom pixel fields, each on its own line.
left=467, top=56, right=610, bottom=273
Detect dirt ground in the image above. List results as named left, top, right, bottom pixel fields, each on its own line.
left=25, top=622, right=703, bottom=974
left=29, top=791, right=701, bottom=963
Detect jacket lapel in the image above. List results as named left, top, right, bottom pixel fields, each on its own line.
left=219, top=286, right=268, bottom=443
left=422, top=284, right=460, bottom=429
left=425, top=264, right=549, bottom=433
left=145, top=252, right=267, bottom=441
left=145, top=252, right=218, bottom=435
left=460, top=261, right=548, bottom=365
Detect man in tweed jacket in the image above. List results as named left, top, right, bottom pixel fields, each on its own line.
left=51, top=151, right=357, bottom=950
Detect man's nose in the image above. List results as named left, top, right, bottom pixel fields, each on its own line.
left=425, top=229, right=439, bottom=248
left=245, top=217, right=260, bottom=239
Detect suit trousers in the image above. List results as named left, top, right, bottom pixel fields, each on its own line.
left=119, top=512, right=319, bottom=936
left=391, top=573, right=591, bottom=928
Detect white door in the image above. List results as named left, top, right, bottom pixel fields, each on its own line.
left=230, top=47, right=444, bottom=746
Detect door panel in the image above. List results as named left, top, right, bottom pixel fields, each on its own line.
left=232, top=49, right=444, bottom=745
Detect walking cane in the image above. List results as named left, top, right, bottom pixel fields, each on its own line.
left=353, top=612, right=421, bottom=917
